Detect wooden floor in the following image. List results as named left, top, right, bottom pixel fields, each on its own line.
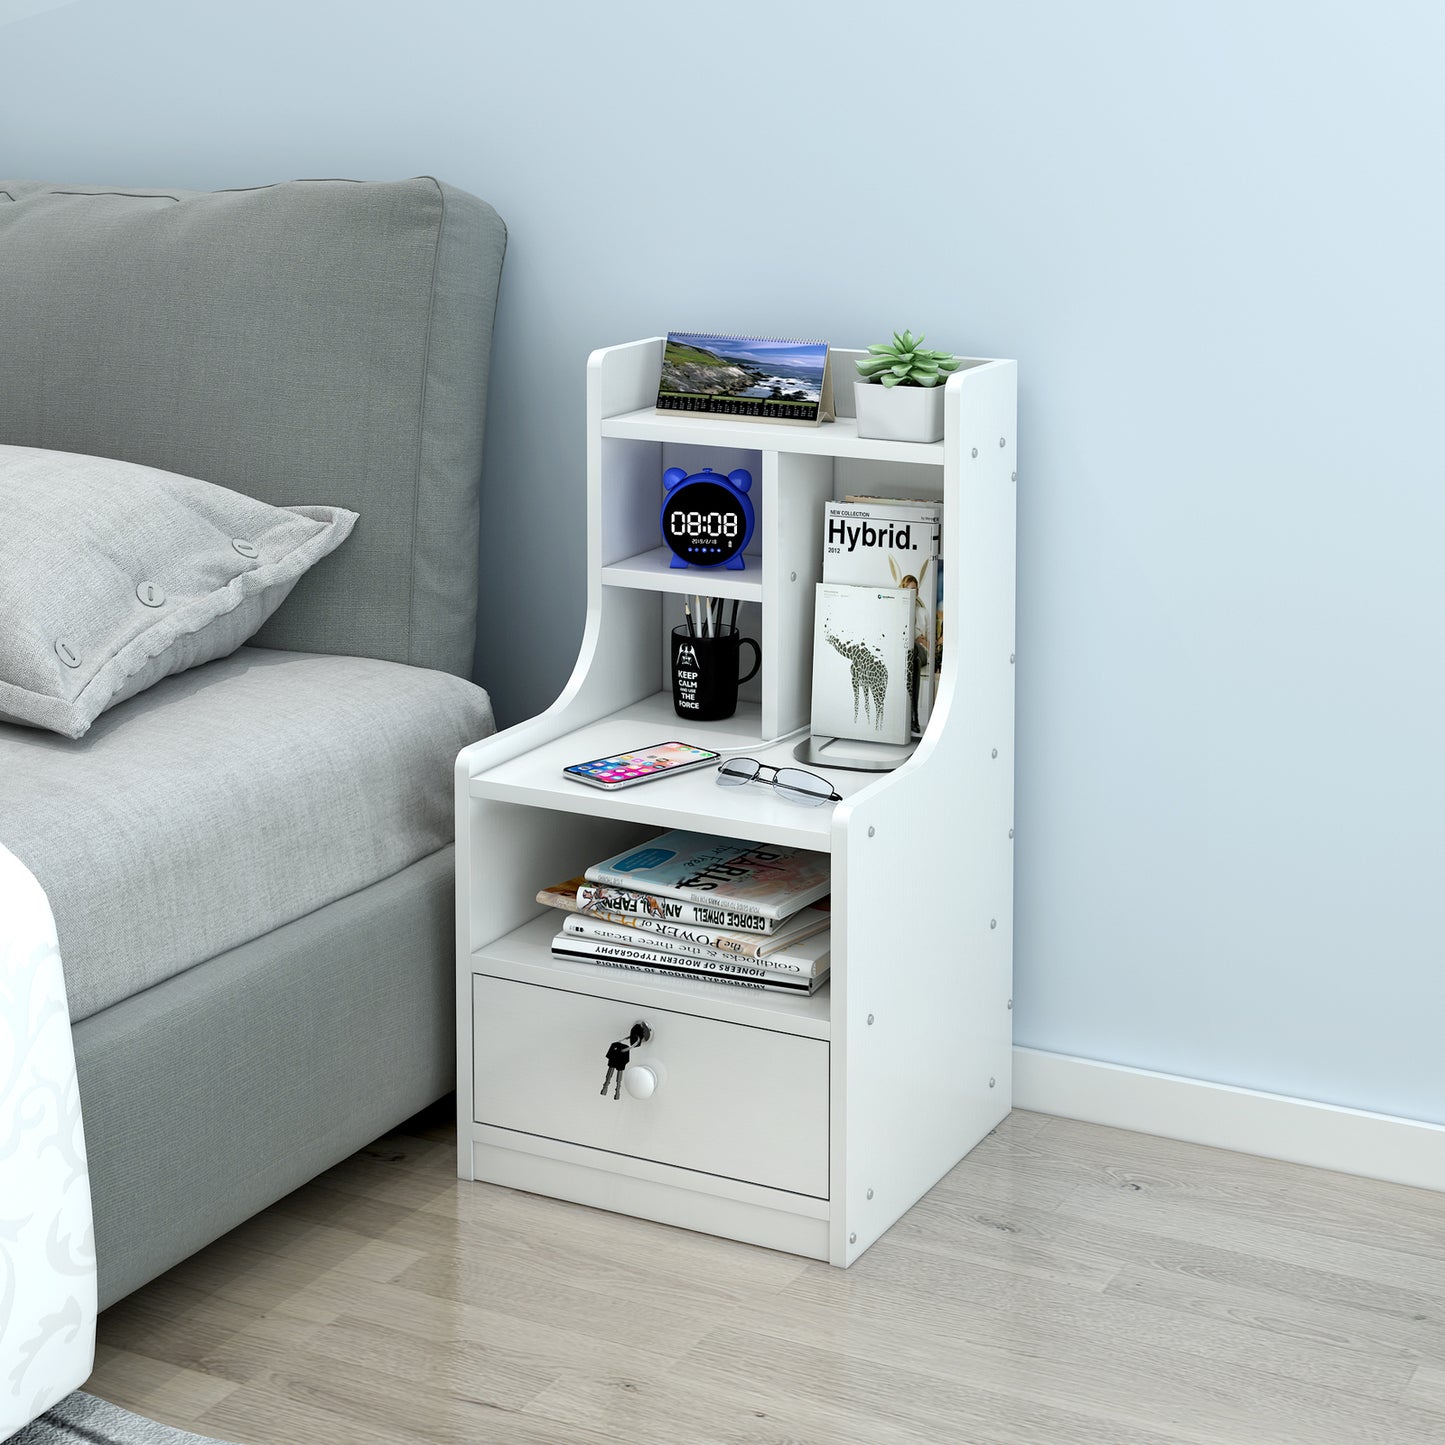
left=88, top=1103, right=1445, bottom=1445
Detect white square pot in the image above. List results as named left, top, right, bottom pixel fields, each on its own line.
left=853, top=379, right=945, bottom=443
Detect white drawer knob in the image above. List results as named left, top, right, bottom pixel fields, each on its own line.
left=624, top=1064, right=658, bottom=1100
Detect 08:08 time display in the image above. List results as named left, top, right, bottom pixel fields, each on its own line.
left=671, top=510, right=739, bottom=538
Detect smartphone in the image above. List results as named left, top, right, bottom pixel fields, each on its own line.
left=564, top=741, right=721, bottom=790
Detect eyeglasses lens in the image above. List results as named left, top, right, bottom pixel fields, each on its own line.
left=774, top=768, right=834, bottom=806
left=716, top=758, right=761, bottom=787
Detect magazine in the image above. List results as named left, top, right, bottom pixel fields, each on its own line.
left=824, top=498, right=941, bottom=732
left=561, top=915, right=832, bottom=979
left=536, top=877, right=830, bottom=952
left=582, top=832, right=830, bottom=922
left=551, top=934, right=828, bottom=995
left=810, top=584, right=913, bottom=745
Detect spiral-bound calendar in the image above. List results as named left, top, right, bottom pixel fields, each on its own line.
left=656, top=332, right=835, bottom=426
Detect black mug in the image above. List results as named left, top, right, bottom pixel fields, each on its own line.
left=671, top=625, right=760, bottom=722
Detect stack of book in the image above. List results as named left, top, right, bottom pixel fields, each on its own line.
left=538, top=830, right=831, bottom=996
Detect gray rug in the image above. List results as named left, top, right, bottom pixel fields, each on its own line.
left=8, top=1393, right=239, bottom=1444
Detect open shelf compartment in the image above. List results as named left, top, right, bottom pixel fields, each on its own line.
left=474, top=913, right=831, bottom=1041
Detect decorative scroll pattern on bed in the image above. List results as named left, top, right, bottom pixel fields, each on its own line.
left=0, top=845, right=96, bottom=1439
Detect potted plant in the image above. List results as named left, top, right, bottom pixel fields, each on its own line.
left=853, top=330, right=961, bottom=443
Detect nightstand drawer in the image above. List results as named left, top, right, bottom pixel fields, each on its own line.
left=472, top=974, right=829, bottom=1199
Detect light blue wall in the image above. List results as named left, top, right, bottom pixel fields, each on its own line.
left=6, top=0, right=1443, bottom=1124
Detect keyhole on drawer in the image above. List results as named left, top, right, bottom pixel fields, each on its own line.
left=600, top=1022, right=652, bottom=1101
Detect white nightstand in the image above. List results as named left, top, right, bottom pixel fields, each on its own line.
left=455, top=338, right=1017, bottom=1266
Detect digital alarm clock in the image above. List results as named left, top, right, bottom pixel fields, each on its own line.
left=660, top=465, right=755, bottom=571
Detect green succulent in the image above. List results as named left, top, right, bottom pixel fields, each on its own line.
left=855, top=330, right=961, bottom=389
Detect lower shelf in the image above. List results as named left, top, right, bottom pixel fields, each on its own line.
left=473, top=913, right=831, bottom=1040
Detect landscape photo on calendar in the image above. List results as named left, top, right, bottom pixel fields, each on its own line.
left=658, top=332, right=827, bottom=414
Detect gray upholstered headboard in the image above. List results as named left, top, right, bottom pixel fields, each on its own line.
left=0, top=177, right=506, bottom=678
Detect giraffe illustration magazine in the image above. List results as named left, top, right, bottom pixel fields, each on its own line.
left=581, top=831, right=831, bottom=921
left=535, top=875, right=832, bottom=950
left=824, top=498, right=941, bottom=734
left=811, top=583, right=914, bottom=745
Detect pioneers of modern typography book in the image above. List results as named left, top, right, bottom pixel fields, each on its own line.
left=582, top=832, right=831, bottom=922
left=550, top=934, right=828, bottom=995
left=810, top=583, right=914, bottom=745
left=536, top=878, right=831, bottom=954
left=656, top=332, right=835, bottom=426
left=561, top=914, right=832, bottom=979
left=824, top=498, right=941, bottom=732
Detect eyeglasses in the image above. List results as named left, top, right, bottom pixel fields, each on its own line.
left=715, top=758, right=842, bottom=807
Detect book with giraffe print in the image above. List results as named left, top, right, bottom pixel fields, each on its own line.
left=810, top=582, right=913, bottom=745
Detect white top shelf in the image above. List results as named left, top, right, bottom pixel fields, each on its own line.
left=601, top=407, right=946, bottom=465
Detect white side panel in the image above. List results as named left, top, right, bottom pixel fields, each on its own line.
left=762, top=450, right=832, bottom=739
left=828, top=361, right=1017, bottom=1265
left=601, top=436, right=665, bottom=568
left=595, top=337, right=665, bottom=418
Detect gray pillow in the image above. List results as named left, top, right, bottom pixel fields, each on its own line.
left=0, top=445, right=357, bottom=738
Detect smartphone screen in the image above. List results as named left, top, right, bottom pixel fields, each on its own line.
left=564, top=741, right=720, bottom=788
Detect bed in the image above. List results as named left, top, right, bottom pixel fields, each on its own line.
left=0, top=176, right=506, bottom=1308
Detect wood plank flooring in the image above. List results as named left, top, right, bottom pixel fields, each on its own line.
left=87, top=1103, right=1445, bottom=1443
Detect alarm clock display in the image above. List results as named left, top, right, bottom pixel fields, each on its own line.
left=660, top=465, right=755, bottom=570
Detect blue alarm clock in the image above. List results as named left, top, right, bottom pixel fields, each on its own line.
left=660, top=465, right=755, bottom=571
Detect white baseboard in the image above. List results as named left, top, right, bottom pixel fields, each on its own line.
left=1013, top=1046, right=1445, bottom=1195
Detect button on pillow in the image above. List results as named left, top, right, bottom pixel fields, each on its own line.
left=0, top=445, right=357, bottom=738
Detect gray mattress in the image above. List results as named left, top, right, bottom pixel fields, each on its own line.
left=78, top=846, right=458, bottom=1308
left=0, top=646, right=493, bottom=1020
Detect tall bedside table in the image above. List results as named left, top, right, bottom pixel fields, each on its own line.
left=455, top=338, right=1017, bottom=1266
